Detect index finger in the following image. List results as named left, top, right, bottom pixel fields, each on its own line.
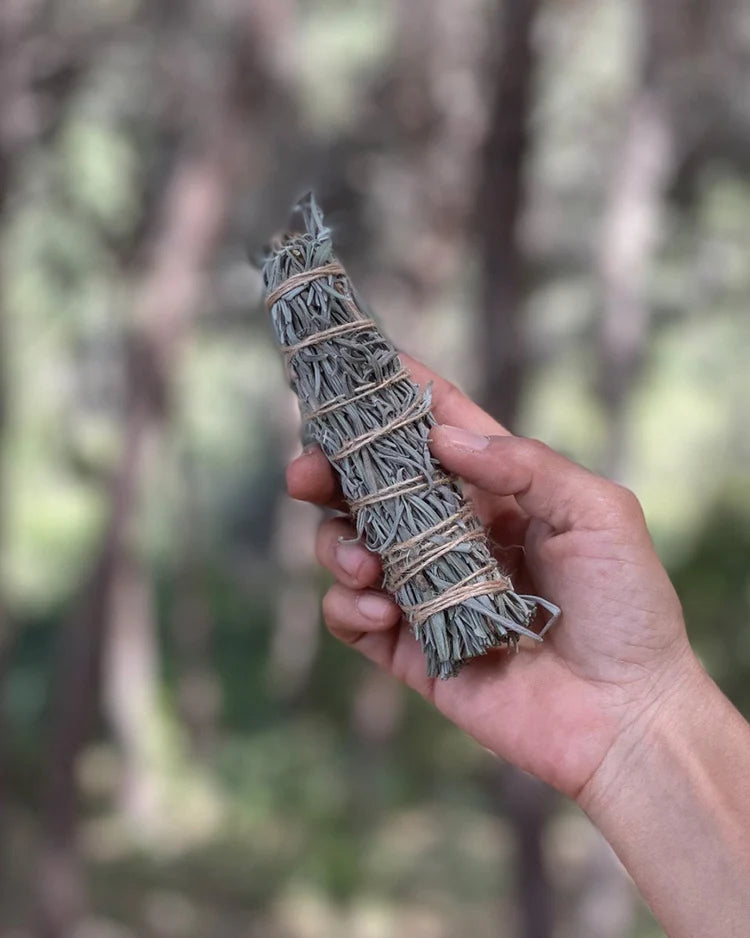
left=400, top=354, right=509, bottom=437
left=286, top=445, right=343, bottom=508
left=285, top=354, right=508, bottom=508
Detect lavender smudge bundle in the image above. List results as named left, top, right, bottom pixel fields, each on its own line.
left=263, top=195, right=558, bottom=679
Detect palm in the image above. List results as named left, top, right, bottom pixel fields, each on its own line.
left=424, top=500, right=683, bottom=798
left=287, top=355, right=689, bottom=799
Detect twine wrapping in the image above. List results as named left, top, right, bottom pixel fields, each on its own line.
left=262, top=194, right=559, bottom=679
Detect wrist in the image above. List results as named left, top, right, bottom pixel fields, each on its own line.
left=575, top=648, right=750, bottom=937
left=577, top=645, right=708, bottom=817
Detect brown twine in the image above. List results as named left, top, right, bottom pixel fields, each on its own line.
left=265, top=198, right=561, bottom=679
left=281, top=319, right=377, bottom=359
left=349, top=471, right=452, bottom=511
left=304, top=367, right=411, bottom=421
left=385, top=525, right=487, bottom=593
left=402, top=562, right=511, bottom=625
left=265, top=261, right=348, bottom=310
left=268, top=262, right=515, bottom=629
left=351, top=474, right=502, bottom=620
left=387, top=504, right=475, bottom=560
left=330, top=394, right=431, bottom=462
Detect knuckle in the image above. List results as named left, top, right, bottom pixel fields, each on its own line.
left=321, top=585, right=342, bottom=627
left=314, top=518, right=342, bottom=567
left=515, top=437, right=551, bottom=463
left=313, top=521, right=332, bottom=567
left=605, top=483, right=644, bottom=523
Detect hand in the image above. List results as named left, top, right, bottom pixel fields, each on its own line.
left=286, top=355, right=701, bottom=801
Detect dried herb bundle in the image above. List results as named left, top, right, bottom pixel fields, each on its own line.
left=263, top=195, right=557, bottom=679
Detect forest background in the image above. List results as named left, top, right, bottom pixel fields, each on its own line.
left=1, top=0, right=749, bottom=936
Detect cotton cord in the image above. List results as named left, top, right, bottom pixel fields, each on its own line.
left=271, top=272, right=495, bottom=616
left=280, top=319, right=377, bottom=359
left=265, top=261, right=348, bottom=310
left=348, top=472, right=452, bottom=510
left=402, top=563, right=511, bottom=626
left=331, top=394, right=432, bottom=461
left=263, top=194, right=560, bottom=679
left=304, top=368, right=411, bottom=420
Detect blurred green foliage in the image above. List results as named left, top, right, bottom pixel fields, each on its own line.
left=1, top=0, right=749, bottom=936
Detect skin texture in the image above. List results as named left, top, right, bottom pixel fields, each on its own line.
left=286, top=355, right=750, bottom=936
left=287, top=354, right=692, bottom=800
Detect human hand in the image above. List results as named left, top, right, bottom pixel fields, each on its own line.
left=286, top=355, right=701, bottom=801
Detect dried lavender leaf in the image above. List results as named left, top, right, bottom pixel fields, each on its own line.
left=262, top=194, right=559, bottom=679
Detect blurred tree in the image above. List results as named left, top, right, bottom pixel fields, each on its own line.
left=671, top=496, right=750, bottom=715
left=597, top=93, right=672, bottom=478
left=472, top=3, right=559, bottom=938
left=0, top=0, right=99, bottom=896
left=596, top=0, right=732, bottom=480
left=0, top=0, right=747, bottom=935
left=597, top=0, right=750, bottom=481
left=475, top=0, right=540, bottom=429
left=170, top=452, right=221, bottom=759
left=321, top=0, right=486, bottom=341
left=267, top=395, right=322, bottom=706
left=35, top=1, right=297, bottom=933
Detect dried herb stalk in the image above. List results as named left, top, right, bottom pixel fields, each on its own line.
left=262, top=195, right=557, bottom=679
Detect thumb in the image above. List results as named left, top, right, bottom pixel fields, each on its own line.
left=430, top=425, right=643, bottom=534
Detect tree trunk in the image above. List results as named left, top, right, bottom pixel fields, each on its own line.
left=504, top=770, right=556, bottom=938
left=595, top=0, right=734, bottom=481
left=0, top=203, right=11, bottom=897
left=35, top=416, right=141, bottom=935
left=597, top=91, right=674, bottom=481
left=0, top=0, right=52, bottom=887
left=476, top=0, right=540, bottom=428
left=473, top=3, right=556, bottom=936
left=171, top=454, right=220, bottom=760
left=33, top=0, right=294, bottom=925
left=349, top=668, right=404, bottom=832
left=266, top=396, right=321, bottom=706
left=102, top=542, right=163, bottom=833
left=0, top=0, right=99, bottom=896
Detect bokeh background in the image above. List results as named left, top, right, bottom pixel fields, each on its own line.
left=1, top=0, right=750, bottom=935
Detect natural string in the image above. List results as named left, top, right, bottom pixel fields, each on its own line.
left=268, top=263, right=516, bottom=627
left=348, top=472, right=452, bottom=511
left=304, top=368, right=411, bottom=420
left=265, top=261, right=348, bottom=310
left=402, top=562, right=511, bottom=625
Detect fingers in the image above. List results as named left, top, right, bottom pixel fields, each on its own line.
left=316, top=518, right=403, bottom=672
left=398, top=355, right=528, bottom=543
left=315, top=515, right=438, bottom=696
left=286, top=355, right=508, bottom=509
left=321, top=583, right=401, bottom=641
left=430, top=427, right=646, bottom=535
left=400, top=354, right=509, bottom=437
left=286, top=446, right=343, bottom=509
left=321, top=583, right=436, bottom=698
left=315, top=517, right=382, bottom=589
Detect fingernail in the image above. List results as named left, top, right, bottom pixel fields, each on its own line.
left=336, top=540, right=365, bottom=578
left=433, top=425, right=490, bottom=451
left=356, top=590, right=396, bottom=622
